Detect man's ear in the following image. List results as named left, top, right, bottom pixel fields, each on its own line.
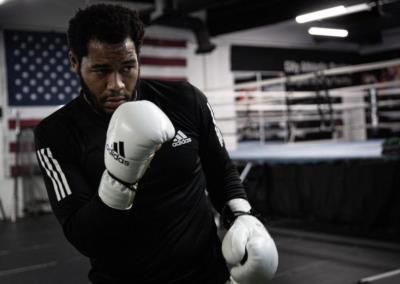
left=69, top=50, right=79, bottom=73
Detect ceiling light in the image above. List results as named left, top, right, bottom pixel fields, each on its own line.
left=296, top=3, right=373, bottom=23
left=308, top=27, right=349, bottom=37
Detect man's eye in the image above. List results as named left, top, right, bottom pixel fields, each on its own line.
left=94, top=69, right=109, bottom=75
left=122, top=66, right=135, bottom=73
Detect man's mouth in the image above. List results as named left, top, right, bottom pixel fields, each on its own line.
left=104, top=96, right=127, bottom=111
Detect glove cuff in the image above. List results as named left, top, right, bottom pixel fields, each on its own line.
left=98, top=171, right=137, bottom=210
left=222, top=203, right=255, bottom=229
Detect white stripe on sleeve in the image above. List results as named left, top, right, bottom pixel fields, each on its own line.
left=37, top=149, right=61, bottom=201
left=207, top=102, right=225, bottom=147
left=44, top=148, right=72, bottom=196
left=37, top=147, right=71, bottom=201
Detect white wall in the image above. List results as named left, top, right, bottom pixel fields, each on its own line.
left=187, top=40, right=238, bottom=151
left=0, top=30, right=6, bottom=180
left=0, top=28, right=13, bottom=221
left=341, top=94, right=367, bottom=141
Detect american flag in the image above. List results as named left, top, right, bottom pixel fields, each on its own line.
left=3, top=29, right=188, bottom=177
left=5, top=30, right=80, bottom=106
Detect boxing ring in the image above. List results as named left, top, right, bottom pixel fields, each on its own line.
left=230, top=139, right=383, bottom=162
left=228, top=138, right=399, bottom=227
left=203, top=58, right=400, bottom=246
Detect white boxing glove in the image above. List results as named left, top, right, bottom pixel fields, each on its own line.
left=99, top=100, right=175, bottom=210
left=222, top=199, right=278, bottom=284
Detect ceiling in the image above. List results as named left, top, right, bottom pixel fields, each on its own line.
left=1, top=0, right=400, bottom=53
left=137, top=0, right=400, bottom=51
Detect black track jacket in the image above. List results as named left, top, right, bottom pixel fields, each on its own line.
left=35, top=79, right=247, bottom=284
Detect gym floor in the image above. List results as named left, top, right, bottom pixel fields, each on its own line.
left=1, top=214, right=399, bottom=284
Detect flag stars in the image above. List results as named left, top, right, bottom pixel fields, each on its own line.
left=29, top=79, right=37, bottom=86
left=22, top=86, right=30, bottom=94
left=6, top=31, right=87, bottom=105
left=51, top=86, right=58, bottom=93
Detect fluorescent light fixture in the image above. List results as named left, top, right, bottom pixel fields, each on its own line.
left=308, top=27, right=349, bottom=37
left=0, top=0, right=6, bottom=4
left=296, top=3, right=373, bottom=23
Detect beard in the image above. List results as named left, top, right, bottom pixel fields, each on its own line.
left=78, top=72, right=138, bottom=116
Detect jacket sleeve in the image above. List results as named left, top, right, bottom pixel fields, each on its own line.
left=195, top=85, right=248, bottom=212
left=35, top=117, right=131, bottom=258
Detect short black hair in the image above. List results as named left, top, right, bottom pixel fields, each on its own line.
left=67, top=4, right=145, bottom=61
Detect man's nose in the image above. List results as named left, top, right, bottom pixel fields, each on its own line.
left=107, top=72, right=124, bottom=91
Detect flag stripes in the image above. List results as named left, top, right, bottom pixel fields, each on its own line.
left=140, top=65, right=187, bottom=81
left=8, top=118, right=41, bottom=130
left=143, top=37, right=186, bottom=48
left=140, top=57, right=186, bottom=66
left=141, top=46, right=187, bottom=58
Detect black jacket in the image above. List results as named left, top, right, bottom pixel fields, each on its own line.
left=35, top=79, right=247, bottom=283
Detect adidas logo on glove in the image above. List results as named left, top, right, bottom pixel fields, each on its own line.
left=106, top=141, right=129, bottom=166
left=172, top=130, right=192, bottom=147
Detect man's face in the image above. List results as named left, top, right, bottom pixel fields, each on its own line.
left=70, top=37, right=139, bottom=114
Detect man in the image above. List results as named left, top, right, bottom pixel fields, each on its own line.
left=35, top=4, right=278, bottom=284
